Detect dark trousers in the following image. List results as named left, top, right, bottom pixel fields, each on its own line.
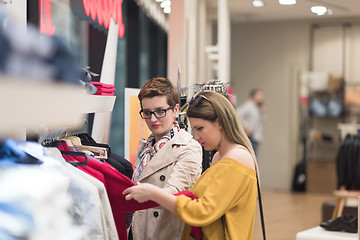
left=250, top=138, right=259, bottom=156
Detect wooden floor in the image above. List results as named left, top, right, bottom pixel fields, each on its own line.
left=252, top=190, right=334, bottom=240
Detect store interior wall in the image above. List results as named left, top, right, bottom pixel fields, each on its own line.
left=231, top=20, right=311, bottom=190
left=231, top=18, right=360, bottom=190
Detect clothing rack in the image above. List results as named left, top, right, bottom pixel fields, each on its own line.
left=0, top=76, right=123, bottom=240
left=179, top=81, right=230, bottom=112
left=37, top=119, right=89, bottom=145
left=338, top=123, right=359, bottom=140
left=178, top=81, right=230, bottom=130
left=180, top=80, right=229, bottom=96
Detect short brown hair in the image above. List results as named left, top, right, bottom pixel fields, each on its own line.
left=138, top=77, right=179, bottom=107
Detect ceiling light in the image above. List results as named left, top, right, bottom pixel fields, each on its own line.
left=160, top=0, right=170, bottom=8
left=253, top=0, right=264, bottom=7
left=279, top=0, right=296, bottom=5
left=311, top=6, right=327, bottom=16
left=327, top=9, right=333, bottom=15
left=155, top=0, right=162, bottom=2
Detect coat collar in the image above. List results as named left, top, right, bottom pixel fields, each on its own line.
left=137, top=129, right=192, bottom=182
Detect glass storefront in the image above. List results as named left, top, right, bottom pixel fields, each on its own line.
left=32, top=0, right=167, bottom=157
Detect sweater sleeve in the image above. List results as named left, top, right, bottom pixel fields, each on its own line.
left=174, top=161, right=256, bottom=227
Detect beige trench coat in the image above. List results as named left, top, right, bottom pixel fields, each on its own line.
left=132, top=129, right=202, bottom=240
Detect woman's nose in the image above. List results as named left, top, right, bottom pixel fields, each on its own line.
left=150, top=113, right=158, bottom=121
left=193, top=132, right=200, bottom=141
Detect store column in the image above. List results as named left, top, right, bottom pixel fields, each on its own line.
left=217, top=0, right=230, bottom=83
left=167, top=0, right=186, bottom=86
left=198, top=0, right=208, bottom=83
left=185, top=0, right=199, bottom=87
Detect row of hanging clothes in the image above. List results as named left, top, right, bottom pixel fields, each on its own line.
left=336, top=132, right=360, bottom=190
left=0, top=130, right=165, bottom=240
left=43, top=133, right=133, bottom=179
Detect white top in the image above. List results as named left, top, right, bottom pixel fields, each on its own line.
left=44, top=147, right=118, bottom=240
left=236, top=99, right=265, bottom=142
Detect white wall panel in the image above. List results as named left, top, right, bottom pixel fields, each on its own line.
left=312, top=26, right=343, bottom=77
left=345, top=25, right=360, bottom=83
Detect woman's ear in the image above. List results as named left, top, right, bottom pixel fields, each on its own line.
left=173, top=103, right=180, bottom=115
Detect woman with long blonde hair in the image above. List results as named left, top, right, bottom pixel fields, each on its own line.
left=124, top=91, right=260, bottom=240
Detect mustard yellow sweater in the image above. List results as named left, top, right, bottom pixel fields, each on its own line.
left=175, top=158, right=257, bottom=240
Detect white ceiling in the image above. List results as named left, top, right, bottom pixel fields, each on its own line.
left=206, top=0, right=360, bottom=22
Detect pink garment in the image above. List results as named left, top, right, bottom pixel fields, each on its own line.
left=90, top=81, right=115, bottom=89
left=94, top=92, right=115, bottom=96
left=95, top=88, right=116, bottom=93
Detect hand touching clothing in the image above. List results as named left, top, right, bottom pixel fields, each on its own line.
left=123, top=184, right=203, bottom=240
left=124, top=183, right=158, bottom=203
left=123, top=183, right=177, bottom=213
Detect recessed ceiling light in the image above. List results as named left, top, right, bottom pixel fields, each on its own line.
left=253, top=0, right=265, bottom=7
left=279, top=0, right=296, bottom=5
left=311, top=6, right=327, bottom=16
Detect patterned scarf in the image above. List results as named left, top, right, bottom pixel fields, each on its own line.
left=132, top=122, right=180, bottom=183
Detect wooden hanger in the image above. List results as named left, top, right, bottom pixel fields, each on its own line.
left=66, top=136, right=83, bottom=146
left=75, top=145, right=108, bottom=160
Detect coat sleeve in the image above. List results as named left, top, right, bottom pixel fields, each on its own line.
left=163, top=139, right=202, bottom=194
left=174, top=163, right=255, bottom=227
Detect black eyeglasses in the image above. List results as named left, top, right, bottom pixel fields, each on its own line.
left=139, top=105, right=174, bottom=119
left=189, top=94, right=211, bottom=107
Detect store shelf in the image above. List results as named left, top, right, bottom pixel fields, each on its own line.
left=0, top=77, right=116, bottom=135
left=83, top=95, right=116, bottom=113
left=307, top=141, right=340, bottom=161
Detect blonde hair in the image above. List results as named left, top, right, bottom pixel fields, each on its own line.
left=187, top=91, right=259, bottom=174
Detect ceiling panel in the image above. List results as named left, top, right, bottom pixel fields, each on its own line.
left=206, top=0, right=360, bottom=22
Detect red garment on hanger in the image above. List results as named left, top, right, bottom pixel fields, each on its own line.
left=54, top=141, right=155, bottom=239
left=54, top=141, right=201, bottom=240
left=56, top=143, right=106, bottom=186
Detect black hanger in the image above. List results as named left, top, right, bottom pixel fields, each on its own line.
left=76, top=133, right=97, bottom=144
left=60, top=150, right=88, bottom=167
left=75, top=133, right=111, bottom=156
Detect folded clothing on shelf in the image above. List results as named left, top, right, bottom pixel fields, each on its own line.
left=96, top=88, right=116, bottom=93
left=94, top=89, right=116, bottom=96
left=90, top=81, right=116, bottom=96
left=90, top=82, right=115, bottom=89
left=95, top=92, right=116, bottom=96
